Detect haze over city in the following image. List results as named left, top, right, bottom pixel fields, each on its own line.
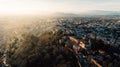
left=0, top=0, right=120, bottom=67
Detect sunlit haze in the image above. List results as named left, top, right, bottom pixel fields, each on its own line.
left=0, top=0, right=120, bottom=15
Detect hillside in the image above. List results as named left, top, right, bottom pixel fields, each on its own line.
left=0, top=16, right=120, bottom=67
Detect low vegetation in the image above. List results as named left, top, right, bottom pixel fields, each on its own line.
left=6, top=29, right=79, bottom=67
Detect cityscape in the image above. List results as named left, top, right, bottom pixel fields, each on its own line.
left=0, top=0, right=120, bottom=67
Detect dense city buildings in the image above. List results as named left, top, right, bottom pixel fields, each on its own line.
left=0, top=16, right=120, bottom=67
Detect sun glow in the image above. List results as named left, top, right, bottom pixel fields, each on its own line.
left=0, top=0, right=56, bottom=15
left=0, top=0, right=120, bottom=15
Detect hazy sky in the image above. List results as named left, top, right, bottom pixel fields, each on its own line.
left=0, top=0, right=120, bottom=14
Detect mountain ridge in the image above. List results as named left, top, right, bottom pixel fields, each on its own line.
left=51, top=10, right=120, bottom=16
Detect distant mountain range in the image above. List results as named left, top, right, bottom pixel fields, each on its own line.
left=51, top=10, right=120, bottom=17
left=1, top=10, right=119, bottom=17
